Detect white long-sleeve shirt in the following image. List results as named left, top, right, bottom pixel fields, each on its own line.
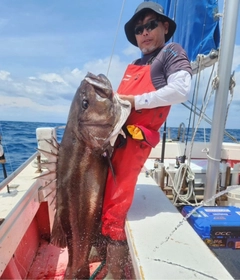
left=134, top=70, right=191, bottom=110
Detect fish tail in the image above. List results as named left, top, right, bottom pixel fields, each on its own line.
left=51, top=217, right=67, bottom=248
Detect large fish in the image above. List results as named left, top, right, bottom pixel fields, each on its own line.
left=50, top=72, right=130, bottom=279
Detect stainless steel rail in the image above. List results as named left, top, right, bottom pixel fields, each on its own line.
left=0, top=151, right=39, bottom=192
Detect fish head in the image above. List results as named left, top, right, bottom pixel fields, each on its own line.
left=67, top=72, right=128, bottom=151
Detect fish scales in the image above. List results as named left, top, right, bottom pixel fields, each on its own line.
left=50, top=72, right=130, bottom=279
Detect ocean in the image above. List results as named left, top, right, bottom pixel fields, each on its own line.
left=0, top=120, right=240, bottom=183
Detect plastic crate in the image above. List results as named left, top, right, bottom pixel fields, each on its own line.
left=182, top=206, right=240, bottom=249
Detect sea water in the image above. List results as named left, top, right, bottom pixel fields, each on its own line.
left=0, top=120, right=65, bottom=182
left=0, top=120, right=240, bottom=183
left=1, top=120, right=239, bottom=278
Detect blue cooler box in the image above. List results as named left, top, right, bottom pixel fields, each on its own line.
left=182, top=206, right=240, bottom=249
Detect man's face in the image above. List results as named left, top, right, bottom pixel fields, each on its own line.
left=135, top=12, right=169, bottom=54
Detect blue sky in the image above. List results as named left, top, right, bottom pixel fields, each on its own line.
left=0, top=0, right=239, bottom=129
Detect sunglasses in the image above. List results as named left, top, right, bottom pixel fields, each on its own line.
left=134, top=19, right=160, bottom=35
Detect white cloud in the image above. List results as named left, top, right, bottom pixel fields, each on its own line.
left=122, top=45, right=140, bottom=56
left=0, top=70, right=12, bottom=81
left=68, top=55, right=129, bottom=90
left=0, top=54, right=130, bottom=123
left=38, top=73, right=68, bottom=85
left=0, top=95, right=70, bottom=123
left=0, top=42, right=239, bottom=128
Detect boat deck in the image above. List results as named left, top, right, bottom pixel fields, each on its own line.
left=0, top=147, right=240, bottom=279
left=126, top=171, right=235, bottom=279
left=138, top=159, right=240, bottom=279
left=27, top=241, right=68, bottom=279
left=26, top=240, right=103, bottom=279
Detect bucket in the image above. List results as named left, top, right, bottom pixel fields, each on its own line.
left=227, top=186, right=240, bottom=207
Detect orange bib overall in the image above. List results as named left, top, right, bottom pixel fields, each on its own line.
left=101, top=63, right=170, bottom=241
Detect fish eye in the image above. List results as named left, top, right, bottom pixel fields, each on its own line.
left=82, top=99, right=89, bottom=109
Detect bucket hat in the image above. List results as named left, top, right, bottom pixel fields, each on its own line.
left=125, top=1, right=176, bottom=46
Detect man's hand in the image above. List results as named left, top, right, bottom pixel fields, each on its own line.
left=118, top=94, right=135, bottom=108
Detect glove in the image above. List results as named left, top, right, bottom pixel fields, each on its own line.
left=126, top=125, right=144, bottom=140
left=126, top=125, right=160, bottom=148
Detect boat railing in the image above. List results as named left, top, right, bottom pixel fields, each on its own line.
left=0, top=124, right=66, bottom=192
left=0, top=151, right=39, bottom=192
left=171, top=122, right=186, bottom=142
left=191, top=49, right=218, bottom=75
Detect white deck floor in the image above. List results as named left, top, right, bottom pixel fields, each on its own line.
left=126, top=171, right=234, bottom=279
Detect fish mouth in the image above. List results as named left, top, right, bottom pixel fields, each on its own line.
left=84, top=73, right=112, bottom=99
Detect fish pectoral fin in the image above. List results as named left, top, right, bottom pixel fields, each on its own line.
left=105, top=151, right=116, bottom=185
left=51, top=218, right=67, bottom=248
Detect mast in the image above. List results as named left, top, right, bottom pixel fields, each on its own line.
left=204, top=0, right=240, bottom=205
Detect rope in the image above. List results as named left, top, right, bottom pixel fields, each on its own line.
left=106, top=0, right=126, bottom=77
left=191, top=56, right=203, bottom=138
left=89, top=260, right=106, bottom=280
left=187, top=72, right=216, bottom=163
left=201, top=147, right=221, bottom=162
left=172, top=61, right=216, bottom=205
left=183, top=56, right=215, bottom=159
left=224, top=72, right=236, bottom=129
left=183, top=101, right=239, bottom=143
left=165, top=163, right=195, bottom=205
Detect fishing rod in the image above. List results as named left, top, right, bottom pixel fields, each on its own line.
left=0, top=135, right=10, bottom=193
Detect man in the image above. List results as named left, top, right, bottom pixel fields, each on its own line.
left=94, top=2, right=192, bottom=279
